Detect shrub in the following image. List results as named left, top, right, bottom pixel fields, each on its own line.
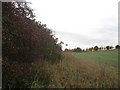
left=2, top=2, right=61, bottom=62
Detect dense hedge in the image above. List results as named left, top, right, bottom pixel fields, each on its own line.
left=2, top=2, right=62, bottom=62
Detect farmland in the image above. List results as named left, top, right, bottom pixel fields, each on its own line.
left=29, top=50, right=119, bottom=88
left=3, top=49, right=119, bottom=88
left=45, top=50, right=119, bottom=88
left=74, top=49, right=118, bottom=68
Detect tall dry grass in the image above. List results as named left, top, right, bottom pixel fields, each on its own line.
left=31, top=52, right=118, bottom=88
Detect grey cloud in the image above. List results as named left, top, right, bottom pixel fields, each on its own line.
left=55, top=27, right=118, bottom=48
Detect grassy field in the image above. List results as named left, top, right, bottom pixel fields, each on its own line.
left=30, top=50, right=119, bottom=88
left=73, top=49, right=118, bottom=68
left=3, top=50, right=119, bottom=88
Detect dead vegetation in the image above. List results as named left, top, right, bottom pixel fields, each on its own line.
left=31, top=52, right=118, bottom=88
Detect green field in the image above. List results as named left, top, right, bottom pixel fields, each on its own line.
left=73, top=49, right=118, bottom=68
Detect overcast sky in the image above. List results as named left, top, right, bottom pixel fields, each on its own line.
left=27, top=0, right=119, bottom=50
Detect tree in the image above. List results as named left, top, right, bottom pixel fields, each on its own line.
left=2, top=2, right=62, bottom=62
left=82, top=49, right=85, bottom=52
left=89, top=47, right=93, bottom=51
left=115, top=45, right=120, bottom=49
left=85, top=48, right=89, bottom=52
left=94, top=46, right=98, bottom=51
left=106, top=46, right=110, bottom=50
left=74, top=47, right=82, bottom=52
left=64, top=48, right=68, bottom=51
left=2, top=2, right=63, bottom=88
left=98, top=47, right=102, bottom=51
left=109, top=46, right=114, bottom=50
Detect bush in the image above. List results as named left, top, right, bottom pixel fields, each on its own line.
left=2, top=58, right=35, bottom=88
left=2, top=2, right=61, bottom=62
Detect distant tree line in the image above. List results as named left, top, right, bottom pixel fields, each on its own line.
left=64, top=45, right=120, bottom=52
